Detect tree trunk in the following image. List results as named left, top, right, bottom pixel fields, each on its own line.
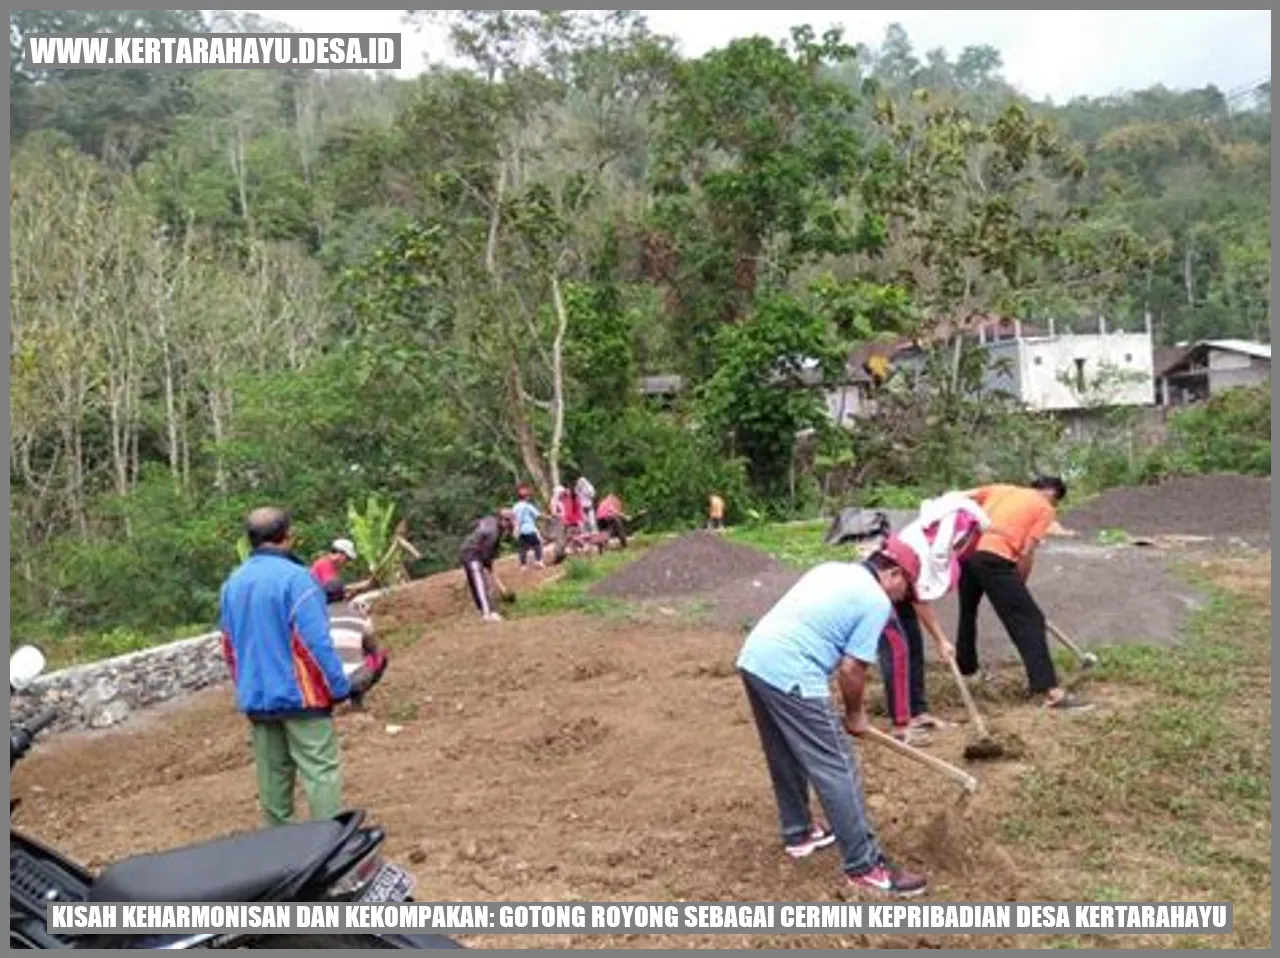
left=208, top=386, right=228, bottom=494
left=548, top=271, right=570, bottom=495
left=231, top=124, right=254, bottom=239
left=162, top=338, right=180, bottom=481
left=506, top=356, right=550, bottom=501
left=1182, top=235, right=1195, bottom=307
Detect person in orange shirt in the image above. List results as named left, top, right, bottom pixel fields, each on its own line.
left=708, top=493, right=726, bottom=531
left=956, top=476, right=1091, bottom=711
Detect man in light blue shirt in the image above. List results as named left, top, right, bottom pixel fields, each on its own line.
left=736, top=537, right=929, bottom=898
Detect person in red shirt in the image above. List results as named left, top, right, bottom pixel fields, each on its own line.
left=559, top=486, right=584, bottom=529
left=596, top=493, right=628, bottom=547
left=311, top=538, right=357, bottom=592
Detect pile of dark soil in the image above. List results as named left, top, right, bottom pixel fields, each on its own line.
left=1064, top=474, right=1271, bottom=539
left=590, top=532, right=782, bottom=600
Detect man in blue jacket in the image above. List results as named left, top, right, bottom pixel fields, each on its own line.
left=220, top=506, right=354, bottom=826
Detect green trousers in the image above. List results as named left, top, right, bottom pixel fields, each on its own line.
left=249, top=716, right=343, bottom=827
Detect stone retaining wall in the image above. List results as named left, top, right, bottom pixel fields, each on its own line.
left=11, top=632, right=230, bottom=734
left=9, top=582, right=413, bottom=736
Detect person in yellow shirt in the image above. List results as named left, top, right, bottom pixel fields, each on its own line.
left=708, top=493, right=726, bottom=531
left=956, top=476, right=1092, bottom=711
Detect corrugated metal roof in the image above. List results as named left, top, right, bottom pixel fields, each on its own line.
left=1201, top=339, right=1271, bottom=360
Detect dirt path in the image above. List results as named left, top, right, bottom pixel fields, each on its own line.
left=14, top=605, right=1120, bottom=948
left=9, top=521, right=1268, bottom=948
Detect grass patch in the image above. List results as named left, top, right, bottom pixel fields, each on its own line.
left=509, top=546, right=646, bottom=619
left=998, top=555, right=1271, bottom=947
left=726, top=519, right=846, bottom=569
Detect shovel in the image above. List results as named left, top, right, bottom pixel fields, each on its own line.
left=945, top=656, right=1005, bottom=761
left=860, top=726, right=979, bottom=795
left=1047, top=620, right=1099, bottom=669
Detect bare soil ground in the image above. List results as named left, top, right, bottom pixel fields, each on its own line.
left=10, top=497, right=1271, bottom=949
left=684, top=540, right=1206, bottom=664
left=1063, top=474, right=1271, bottom=545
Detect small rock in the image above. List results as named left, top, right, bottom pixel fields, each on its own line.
left=88, top=699, right=131, bottom=729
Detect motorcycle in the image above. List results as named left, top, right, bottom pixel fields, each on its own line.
left=9, top=645, right=462, bottom=950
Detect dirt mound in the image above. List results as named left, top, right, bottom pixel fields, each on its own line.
left=704, top=568, right=804, bottom=633
left=590, top=532, right=782, bottom=600
left=1065, top=474, right=1270, bottom=540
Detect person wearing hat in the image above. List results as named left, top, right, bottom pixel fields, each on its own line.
left=459, top=509, right=516, bottom=622
left=879, top=493, right=991, bottom=743
left=735, top=538, right=928, bottom=898
left=311, top=538, right=358, bottom=595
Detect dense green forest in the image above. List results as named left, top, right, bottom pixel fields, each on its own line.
left=8, top=10, right=1271, bottom=651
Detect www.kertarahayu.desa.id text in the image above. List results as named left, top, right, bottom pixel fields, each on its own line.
left=23, top=34, right=400, bottom=69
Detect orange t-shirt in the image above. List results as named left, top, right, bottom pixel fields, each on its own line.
left=969, top=484, right=1056, bottom=562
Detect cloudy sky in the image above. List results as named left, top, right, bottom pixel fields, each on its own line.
left=258, top=9, right=1270, bottom=103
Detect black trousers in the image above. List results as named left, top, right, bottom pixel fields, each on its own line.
left=517, top=533, right=543, bottom=565
left=956, top=551, right=1058, bottom=693
left=599, top=516, right=628, bottom=547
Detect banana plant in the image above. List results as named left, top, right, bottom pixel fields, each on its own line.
left=346, top=494, right=406, bottom=586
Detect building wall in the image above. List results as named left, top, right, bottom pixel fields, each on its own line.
left=1208, top=358, right=1270, bottom=393
left=1016, top=332, right=1155, bottom=411
left=825, top=384, right=870, bottom=425
left=1206, top=349, right=1255, bottom=371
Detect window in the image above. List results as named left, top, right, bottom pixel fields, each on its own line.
left=1074, top=357, right=1086, bottom=391
left=1124, top=353, right=1132, bottom=363
left=1033, top=356, right=1043, bottom=365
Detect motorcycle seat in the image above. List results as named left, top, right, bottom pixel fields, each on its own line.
left=89, top=820, right=347, bottom=903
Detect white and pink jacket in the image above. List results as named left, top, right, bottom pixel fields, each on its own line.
left=897, top=492, right=992, bottom=602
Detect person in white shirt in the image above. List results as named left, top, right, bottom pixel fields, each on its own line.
left=574, top=474, right=597, bottom=533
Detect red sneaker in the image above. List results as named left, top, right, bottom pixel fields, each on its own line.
left=846, top=862, right=927, bottom=897
left=785, top=824, right=837, bottom=859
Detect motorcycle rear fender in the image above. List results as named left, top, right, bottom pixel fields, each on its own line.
left=300, top=824, right=387, bottom=898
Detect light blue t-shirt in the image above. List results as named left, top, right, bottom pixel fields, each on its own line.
left=512, top=500, right=540, bottom=536
left=736, top=562, right=891, bottom=698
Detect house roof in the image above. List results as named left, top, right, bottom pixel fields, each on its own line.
left=1202, top=339, right=1272, bottom=361
left=639, top=375, right=685, bottom=396
left=1157, top=339, right=1271, bottom=378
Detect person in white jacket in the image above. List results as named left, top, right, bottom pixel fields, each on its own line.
left=877, top=492, right=991, bottom=742
left=574, top=475, right=597, bottom=533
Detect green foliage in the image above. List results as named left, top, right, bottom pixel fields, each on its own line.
left=1166, top=383, right=1271, bottom=476
left=347, top=494, right=398, bottom=579
left=576, top=406, right=752, bottom=529
left=701, top=293, right=843, bottom=495
left=8, top=16, right=1271, bottom=660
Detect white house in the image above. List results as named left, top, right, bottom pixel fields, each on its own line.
left=1155, top=339, right=1272, bottom=406
left=893, top=317, right=1156, bottom=413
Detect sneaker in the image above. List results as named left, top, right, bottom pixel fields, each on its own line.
left=483, top=612, right=504, bottom=623
left=785, top=825, right=837, bottom=859
left=890, top=726, right=932, bottom=747
left=845, top=862, right=928, bottom=898
left=1044, top=691, right=1094, bottom=712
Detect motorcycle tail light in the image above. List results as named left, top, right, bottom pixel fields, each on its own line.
left=328, top=849, right=384, bottom=899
